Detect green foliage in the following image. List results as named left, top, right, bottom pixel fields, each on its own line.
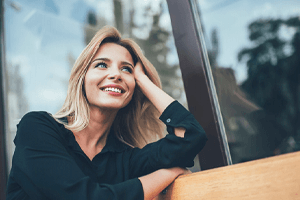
left=132, top=3, right=183, bottom=99
left=82, top=1, right=183, bottom=100
left=238, top=16, right=300, bottom=152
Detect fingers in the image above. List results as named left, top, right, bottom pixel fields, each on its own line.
left=134, top=61, right=148, bottom=85
left=182, top=169, right=192, bottom=175
left=169, top=167, right=190, bottom=176
left=134, top=61, right=145, bottom=77
left=176, top=167, right=192, bottom=176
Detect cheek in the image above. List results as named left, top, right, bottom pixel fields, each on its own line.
left=129, top=78, right=136, bottom=94
left=83, top=82, right=92, bottom=103
left=124, top=78, right=135, bottom=103
left=83, top=73, right=96, bottom=100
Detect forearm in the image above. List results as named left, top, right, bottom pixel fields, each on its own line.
left=138, top=167, right=184, bottom=200
left=136, top=73, right=174, bottom=114
left=135, top=73, right=185, bottom=138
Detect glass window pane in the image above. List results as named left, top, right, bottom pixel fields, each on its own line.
left=4, top=0, right=198, bottom=171
left=197, top=0, right=300, bottom=164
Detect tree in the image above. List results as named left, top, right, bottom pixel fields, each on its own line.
left=113, top=0, right=124, bottom=34
left=238, top=16, right=300, bottom=153
left=79, top=1, right=185, bottom=102
left=208, top=28, right=219, bottom=67
left=133, top=3, right=184, bottom=100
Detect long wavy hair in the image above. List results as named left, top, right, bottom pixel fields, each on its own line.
left=54, top=26, right=164, bottom=148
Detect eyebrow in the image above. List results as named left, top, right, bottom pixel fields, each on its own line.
left=92, top=58, right=134, bottom=68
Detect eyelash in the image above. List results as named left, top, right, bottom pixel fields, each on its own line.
left=95, top=62, right=133, bottom=73
left=95, top=62, right=107, bottom=68
left=122, top=66, right=133, bottom=73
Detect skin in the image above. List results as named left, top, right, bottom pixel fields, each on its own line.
left=74, top=43, right=136, bottom=160
left=75, top=43, right=189, bottom=200
left=134, top=62, right=188, bottom=200
left=134, top=62, right=186, bottom=138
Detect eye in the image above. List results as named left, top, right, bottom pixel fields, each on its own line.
left=95, top=62, right=107, bottom=68
left=121, top=66, right=133, bottom=73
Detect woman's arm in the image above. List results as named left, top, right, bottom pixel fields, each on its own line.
left=129, top=100, right=207, bottom=178
left=134, top=62, right=185, bottom=138
left=139, top=167, right=188, bottom=200
left=134, top=62, right=174, bottom=114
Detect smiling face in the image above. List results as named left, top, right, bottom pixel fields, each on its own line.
left=84, top=42, right=136, bottom=112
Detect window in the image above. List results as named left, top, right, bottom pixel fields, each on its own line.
left=3, top=0, right=195, bottom=174
left=196, top=0, right=300, bottom=164
left=2, top=1, right=299, bottom=198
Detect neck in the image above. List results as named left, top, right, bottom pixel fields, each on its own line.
left=72, top=107, right=118, bottom=159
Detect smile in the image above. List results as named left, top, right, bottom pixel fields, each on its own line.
left=101, top=87, right=123, bottom=93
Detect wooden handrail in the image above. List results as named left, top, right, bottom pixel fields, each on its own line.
left=159, top=151, right=300, bottom=200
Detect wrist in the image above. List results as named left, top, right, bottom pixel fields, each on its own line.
left=164, top=167, right=185, bottom=178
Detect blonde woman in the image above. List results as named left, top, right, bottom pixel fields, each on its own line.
left=7, top=26, right=207, bottom=200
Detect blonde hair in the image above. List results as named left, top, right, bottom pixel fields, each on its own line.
left=54, top=26, right=164, bottom=148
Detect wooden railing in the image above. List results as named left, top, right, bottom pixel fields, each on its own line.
left=159, top=151, right=300, bottom=200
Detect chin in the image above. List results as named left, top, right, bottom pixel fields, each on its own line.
left=101, top=100, right=132, bottom=110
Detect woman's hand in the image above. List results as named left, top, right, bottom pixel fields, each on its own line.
left=133, top=61, right=174, bottom=114
left=134, top=61, right=147, bottom=83
left=139, top=167, right=191, bottom=200
left=133, top=61, right=185, bottom=138
left=181, top=168, right=192, bottom=175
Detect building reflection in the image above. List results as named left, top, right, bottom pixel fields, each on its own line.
left=199, top=0, right=300, bottom=163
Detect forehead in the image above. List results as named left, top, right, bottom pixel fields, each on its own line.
left=93, top=42, right=134, bottom=64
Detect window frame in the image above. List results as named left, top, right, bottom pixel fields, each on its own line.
left=166, top=0, right=232, bottom=170
left=0, top=0, right=8, bottom=199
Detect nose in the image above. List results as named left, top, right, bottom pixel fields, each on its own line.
left=107, top=67, right=121, bottom=81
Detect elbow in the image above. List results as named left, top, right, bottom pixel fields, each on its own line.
left=187, top=125, right=208, bottom=152
left=197, top=128, right=208, bottom=150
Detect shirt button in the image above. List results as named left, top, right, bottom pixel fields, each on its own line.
left=166, top=118, right=171, bottom=123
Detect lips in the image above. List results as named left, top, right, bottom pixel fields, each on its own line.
left=100, top=84, right=125, bottom=94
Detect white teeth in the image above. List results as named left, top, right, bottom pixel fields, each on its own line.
left=104, top=87, right=122, bottom=93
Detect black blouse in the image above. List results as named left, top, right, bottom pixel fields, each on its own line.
left=6, top=101, right=207, bottom=200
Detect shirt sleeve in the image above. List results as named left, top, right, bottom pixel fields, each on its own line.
left=129, top=100, right=208, bottom=178
left=9, top=112, right=144, bottom=200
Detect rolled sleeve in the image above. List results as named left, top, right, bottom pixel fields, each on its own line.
left=129, top=101, right=207, bottom=177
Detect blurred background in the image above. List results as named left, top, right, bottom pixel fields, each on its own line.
left=3, top=0, right=300, bottom=172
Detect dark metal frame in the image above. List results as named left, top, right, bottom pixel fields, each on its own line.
left=166, top=0, right=232, bottom=170
left=0, top=0, right=8, bottom=198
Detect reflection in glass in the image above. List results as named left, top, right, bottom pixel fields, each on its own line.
left=4, top=0, right=189, bottom=170
left=197, top=0, right=300, bottom=163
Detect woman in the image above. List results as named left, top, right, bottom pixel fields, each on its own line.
left=6, top=26, right=207, bottom=200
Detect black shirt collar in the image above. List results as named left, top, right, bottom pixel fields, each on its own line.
left=59, top=117, right=129, bottom=153
left=104, top=131, right=130, bottom=153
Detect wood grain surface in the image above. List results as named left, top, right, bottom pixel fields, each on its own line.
left=158, top=151, right=300, bottom=200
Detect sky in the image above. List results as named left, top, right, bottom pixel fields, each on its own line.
left=4, top=0, right=164, bottom=114
left=5, top=0, right=90, bottom=113
left=198, top=0, right=300, bottom=82
left=4, top=0, right=300, bottom=114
